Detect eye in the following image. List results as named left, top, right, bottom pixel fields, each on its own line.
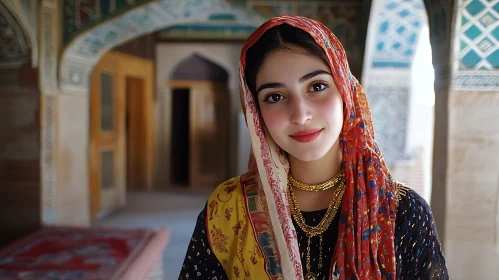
left=309, top=82, right=329, bottom=92
left=263, top=93, right=285, bottom=104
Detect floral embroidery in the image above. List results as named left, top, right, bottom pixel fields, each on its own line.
left=225, top=184, right=237, bottom=194
left=225, top=207, right=233, bottom=221
left=208, top=200, right=218, bottom=220
left=210, top=225, right=229, bottom=253
left=233, top=266, right=240, bottom=278
left=233, top=221, right=242, bottom=234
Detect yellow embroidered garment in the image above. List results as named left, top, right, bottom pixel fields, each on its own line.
left=206, top=176, right=270, bottom=279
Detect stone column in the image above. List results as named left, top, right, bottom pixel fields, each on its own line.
left=444, top=0, right=499, bottom=277
left=362, top=0, right=428, bottom=196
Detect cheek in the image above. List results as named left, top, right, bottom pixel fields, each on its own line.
left=260, top=106, right=288, bottom=137
left=317, top=94, right=343, bottom=125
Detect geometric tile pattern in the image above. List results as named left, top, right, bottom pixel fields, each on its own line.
left=63, top=0, right=154, bottom=45
left=459, top=0, right=499, bottom=69
left=372, top=0, right=427, bottom=68
left=248, top=1, right=363, bottom=76
left=59, top=0, right=264, bottom=92
left=39, top=0, right=59, bottom=226
left=366, top=85, right=410, bottom=167
left=41, top=95, right=57, bottom=224
left=59, top=0, right=366, bottom=92
left=0, top=1, right=31, bottom=69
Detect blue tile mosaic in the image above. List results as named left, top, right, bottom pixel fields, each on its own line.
left=486, top=49, right=499, bottom=67
left=464, top=24, right=482, bottom=40
left=466, top=0, right=486, bottom=16
left=462, top=50, right=482, bottom=68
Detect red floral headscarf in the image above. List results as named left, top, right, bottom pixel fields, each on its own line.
left=239, top=15, right=398, bottom=279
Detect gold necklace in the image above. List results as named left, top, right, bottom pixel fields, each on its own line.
left=287, top=179, right=345, bottom=280
left=288, top=168, right=346, bottom=192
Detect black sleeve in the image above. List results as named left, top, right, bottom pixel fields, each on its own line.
left=395, top=189, right=449, bottom=279
left=178, top=205, right=228, bottom=280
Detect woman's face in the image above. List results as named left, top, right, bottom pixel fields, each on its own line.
left=255, top=47, right=343, bottom=161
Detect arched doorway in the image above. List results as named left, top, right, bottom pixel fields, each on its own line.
left=362, top=0, right=434, bottom=201
left=89, top=51, right=154, bottom=221
left=39, top=0, right=262, bottom=225
left=168, top=53, right=229, bottom=188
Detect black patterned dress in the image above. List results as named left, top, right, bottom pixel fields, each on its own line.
left=179, top=189, right=449, bottom=280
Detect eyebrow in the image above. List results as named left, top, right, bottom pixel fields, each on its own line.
left=256, top=70, right=332, bottom=94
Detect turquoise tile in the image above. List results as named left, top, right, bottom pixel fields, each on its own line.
left=492, top=26, right=499, bottom=41
left=464, top=25, right=482, bottom=40
left=377, top=41, right=384, bottom=51
left=408, top=32, right=417, bottom=44
left=380, top=21, right=389, bottom=33
left=461, top=40, right=468, bottom=50
left=404, top=48, right=414, bottom=57
left=466, top=0, right=486, bottom=16
left=493, top=3, right=499, bottom=14
left=399, top=9, right=410, bottom=17
left=393, top=42, right=401, bottom=49
left=462, top=50, right=482, bottom=68
left=462, top=15, right=469, bottom=26
left=397, top=26, right=406, bottom=34
left=386, top=2, right=398, bottom=9
left=486, top=50, right=499, bottom=68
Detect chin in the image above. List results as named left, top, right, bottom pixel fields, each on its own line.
left=288, top=147, right=330, bottom=162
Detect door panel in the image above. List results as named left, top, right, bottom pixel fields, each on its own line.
left=189, top=84, right=228, bottom=187
left=90, top=62, right=125, bottom=221
left=90, top=51, right=154, bottom=222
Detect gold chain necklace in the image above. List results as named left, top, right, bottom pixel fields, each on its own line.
left=287, top=177, right=345, bottom=280
left=288, top=168, right=346, bottom=192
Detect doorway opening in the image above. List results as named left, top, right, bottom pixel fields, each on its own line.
left=170, top=88, right=190, bottom=186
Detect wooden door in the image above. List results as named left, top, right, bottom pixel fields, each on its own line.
left=189, top=82, right=228, bottom=187
left=90, top=58, right=126, bottom=221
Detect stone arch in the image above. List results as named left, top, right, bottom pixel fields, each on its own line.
left=0, top=1, right=37, bottom=75
left=58, top=1, right=263, bottom=93
left=38, top=0, right=263, bottom=225
left=170, top=53, right=229, bottom=82
left=363, top=0, right=430, bottom=198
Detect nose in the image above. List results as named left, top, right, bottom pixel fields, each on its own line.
left=290, top=97, right=312, bottom=125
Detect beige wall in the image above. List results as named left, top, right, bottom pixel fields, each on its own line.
left=444, top=90, right=499, bottom=278
left=57, top=93, right=91, bottom=225
left=155, top=42, right=244, bottom=187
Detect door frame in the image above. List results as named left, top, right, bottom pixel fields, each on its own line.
left=168, top=80, right=229, bottom=188
left=89, top=51, right=155, bottom=222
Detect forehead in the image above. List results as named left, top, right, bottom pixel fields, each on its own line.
left=256, top=48, right=330, bottom=85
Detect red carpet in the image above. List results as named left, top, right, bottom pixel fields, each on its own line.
left=0, top=227, right=169, bottom=280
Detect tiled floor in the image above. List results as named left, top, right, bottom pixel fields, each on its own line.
left=95, top=189, right=211, bottom=279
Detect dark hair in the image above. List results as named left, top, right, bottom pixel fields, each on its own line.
left=244, top=24, right=329, bottom=98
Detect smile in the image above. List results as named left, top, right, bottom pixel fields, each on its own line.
left=289, top=129, right=323, bottom=143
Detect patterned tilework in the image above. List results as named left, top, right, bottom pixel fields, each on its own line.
left=59, top=0, right=263, bottom=92
left=247, top=1, right=364, bottom=80
left=41, top=95, right=57, bottom=224
left=372, top=0, right=427, bottom=68
left=40, top=0, right=59, bottom=225
left=62, top=0, right=154, bottom=45
left=0, top=2, right=31, bottom=69
left=40, top=0, right=59, bottom=92
left=459, top=0, right=499, bottom=69
left=366, top=86, right=410, bottom=168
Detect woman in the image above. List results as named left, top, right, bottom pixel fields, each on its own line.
left=179, top=15, right=448, bottom=280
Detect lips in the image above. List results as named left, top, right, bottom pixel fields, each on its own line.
left=290, top=128, right=323, bottom=143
